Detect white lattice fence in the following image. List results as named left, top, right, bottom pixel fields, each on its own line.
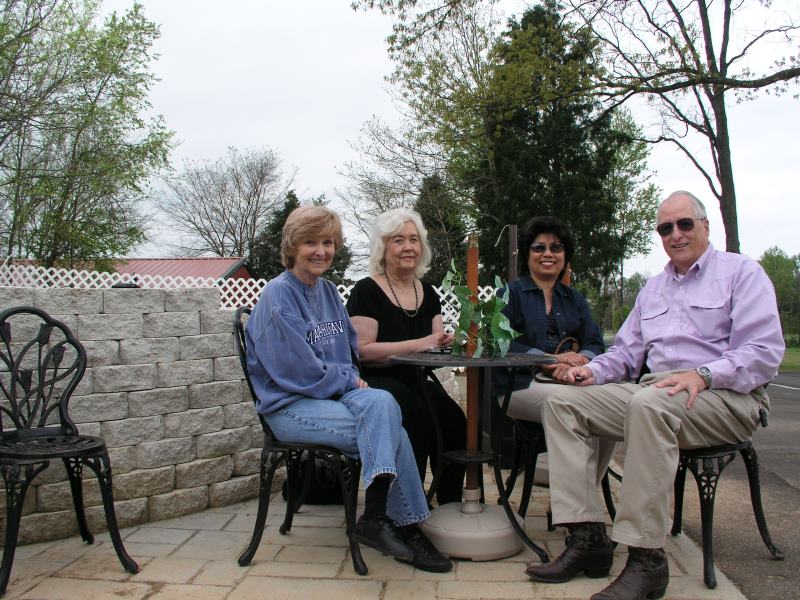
left=0, top=263, right=495, bottom=320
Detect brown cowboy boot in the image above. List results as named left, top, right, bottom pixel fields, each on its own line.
left=590, top=547, right=669, bottom=600
left=526, top=522, right=613, bottom=583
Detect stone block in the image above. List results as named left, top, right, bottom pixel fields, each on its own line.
left=113, top=466, right=175, bottom=500
left=33, top=288, right=103, bottom=315
left=196, top=427, right=251, bottom=459
left=201, top=309, right=236, bottom=333
left=143, top=311, right=200, bottom=337
left=149, top=486, right=208, bottom=521
left=208, top=474, right=259, bottom=507
left=50, top=313, right=78, bottom=334
left=101, top=415, right=163, bottom=447
left=0, top=286, right=34, bottom=308
left=108, top=445, right=138, bottom=474
left=34, top=461, right=66, bottom=484
left=232, top=448, right=262, bottom=476
left=103, top=287, right=165, bottom=314
left=179, top=333, right=235, bottom=360
left=37, top=478, right=102, bottom=512
left=77, top=313, right=143, bottom=340
left=158, top=359, right=213, bottom=387
left=223, top=402, right=257, bottom=429
left=129, top=386, right=189, bottom=417
left=165, top=287, right=219, bottom=312
left=19, top=509, right=79, bottom=544
left=93, top=364, right=157, bottom=393
left=250, top=424, right=264, bottom=448
left=69, top=368, right=94, bottom=396
left=137, top=437, right=195, bottom=469
left=164, top=407, right=224, bottom=437
left=188, top=380, right=243, bottom=408
left=78, top=421, right=101, bottom=437
left=69, top=392, right=128, bottom=423
left=213, top=355, right=244, bottom=381
left=120, top=337, right=179, bottom=364
left=82, top=340, right=120, bottom=367
left=175, top=456, right=233, bottom=488
left=85, top=497, right=149, bottom=532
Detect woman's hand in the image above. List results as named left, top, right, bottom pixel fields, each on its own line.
left=420, top=331, right=453, bottom=351
left=355, top=377, right=369, bottom=389
left=554, top=351, right=589, bottom=368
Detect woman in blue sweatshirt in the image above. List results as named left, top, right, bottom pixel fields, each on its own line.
left=245, top=205, right=450, bottom=573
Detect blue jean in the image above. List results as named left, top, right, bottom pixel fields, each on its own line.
left=264, top=387, right=430, bottom=526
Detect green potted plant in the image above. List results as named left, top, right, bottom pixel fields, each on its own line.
left=441, top=260, right=519, bottom=358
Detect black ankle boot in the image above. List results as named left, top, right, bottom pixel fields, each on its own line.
left=526, top=522, right=613, bottom=583
left=590, top=547, right=668, bottom=600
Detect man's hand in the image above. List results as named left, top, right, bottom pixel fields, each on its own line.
left=654, top=370, right=707, bottom=409
left=558, top=365, right=594, bottom=386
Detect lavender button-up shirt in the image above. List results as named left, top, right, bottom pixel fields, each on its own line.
left=589, top=244, right=784, bottom=394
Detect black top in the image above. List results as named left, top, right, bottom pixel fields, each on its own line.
left=346, top=276, right=442, bottom=380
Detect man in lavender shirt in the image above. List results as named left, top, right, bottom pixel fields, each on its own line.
left=526, top=191, right=784, bottom=600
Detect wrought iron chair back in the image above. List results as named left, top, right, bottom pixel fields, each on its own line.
left=233, top=306, right=367, bottom=575
left=0, top=306, right=138, bottom=596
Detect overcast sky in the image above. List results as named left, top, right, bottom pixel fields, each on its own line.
left=103, top=0, right=800, bottom=277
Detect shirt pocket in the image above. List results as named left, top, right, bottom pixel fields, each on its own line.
left=685, top=296, right=729, bottom=341
left=639, top=301, right=669, bottom=342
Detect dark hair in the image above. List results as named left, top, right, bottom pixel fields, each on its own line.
left=519, top=216, right=575, bottom=278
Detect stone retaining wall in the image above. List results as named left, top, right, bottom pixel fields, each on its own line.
left=0, top=286, right=261, bottom=544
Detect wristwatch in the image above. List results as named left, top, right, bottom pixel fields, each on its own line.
left=696, top=366, right=712, bottom=388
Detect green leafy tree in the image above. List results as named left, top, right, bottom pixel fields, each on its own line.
left=470, top=3, right=625, bottom=284
left=414, top=173, right=467, bottom=285
left=1, top=0, right=172, bottom=267
left=760, top=246, right=800, bottom=341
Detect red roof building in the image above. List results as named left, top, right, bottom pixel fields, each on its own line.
left=113, top=257, right=251, bottom=280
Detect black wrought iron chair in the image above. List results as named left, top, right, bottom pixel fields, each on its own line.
left=671, top=408, right=784, bottom=589
left=233, top=307, right=367, bottom=575
left=0, top=306, right=138, bottom=595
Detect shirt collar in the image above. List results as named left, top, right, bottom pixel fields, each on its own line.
left=664, top=243, right=714, bottom=279
left=517, top=273, right=568, bottom=296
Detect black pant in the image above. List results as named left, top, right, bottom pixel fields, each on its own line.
left=364, top=375, right=467, bottom=505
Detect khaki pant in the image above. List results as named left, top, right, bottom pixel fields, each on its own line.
left=542, top=371, right=768, bottom=548
left=505, top=380, right=617, bottom=488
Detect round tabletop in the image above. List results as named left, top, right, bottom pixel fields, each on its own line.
left=389, top=351, right=556, bottom=369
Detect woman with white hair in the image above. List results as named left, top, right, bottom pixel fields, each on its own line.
left=347, top=208, right=466, bottom=506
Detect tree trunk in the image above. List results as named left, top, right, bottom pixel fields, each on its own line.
left=711, top=92, right=740, bottom=253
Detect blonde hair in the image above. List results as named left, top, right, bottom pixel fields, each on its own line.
left=368, top=208, right=432, bottom=279
left=281, top=205, right=344, bottom=269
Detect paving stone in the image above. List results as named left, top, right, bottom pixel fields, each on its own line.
left=227, top=577, right=382, bottom=600
left=54, top=552, right=134, bottom=581
left=170, top=530, right=250, bottom=560
left=125, top=527, right=195, bottom=546
left=439, top=580, right=536, bottom=599
left=136, top=584, right=231, bottom=600
left=193, top=559, right=251, bottom=586
left=248, top=561, right=341, bottom=579
left=274, top=544, right=346, bottom=564
left=18, top=577, right=151, bottom=600
left=130, top=556, right=207, bottom=584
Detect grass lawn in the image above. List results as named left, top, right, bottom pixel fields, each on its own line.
left=781, top=346, right=800, bottom=373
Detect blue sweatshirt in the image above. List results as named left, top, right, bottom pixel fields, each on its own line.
left=245, top=271, right=360, bottom=415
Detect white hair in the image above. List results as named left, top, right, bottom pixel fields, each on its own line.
left=368, top=208, right=432, bottom=279
left=663, top=190, right=707, bottom=219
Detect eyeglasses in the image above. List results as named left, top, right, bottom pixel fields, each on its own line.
left=655, top=218, right=705, bottom=237
left=530, top=242, right=565, bottom=254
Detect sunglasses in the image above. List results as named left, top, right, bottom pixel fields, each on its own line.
left=655, top=217, right=705, bottom=237
left=530, top=242, right=565, bottom=254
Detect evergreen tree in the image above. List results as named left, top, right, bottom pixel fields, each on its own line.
left=414, top=174, right=467, bottom=286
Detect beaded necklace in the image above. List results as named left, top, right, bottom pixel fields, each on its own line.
left=385, top=275, right=419, bottom=318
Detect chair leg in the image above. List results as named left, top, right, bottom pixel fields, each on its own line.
left=281, top=448, right=305, bottom=534
left=0, top=462, right=47, bottom=596
left=63, top=457, right=93, bottom=543
left=686, top=452, right=736, bottom=589
left=501, top=422, right=525, bottom=499
left=340, top=458, right=367, bottom=575
left=671, top=456, right=688, bottom=536
left=84, top=455, right=139, bottom=575
left=739, top=445, right=784, bottom=561
left=600, top=470, right=616, bottom=522
left=239, top=449, right=282, bottom=566
left=518, top=449, right=538, bottom=518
